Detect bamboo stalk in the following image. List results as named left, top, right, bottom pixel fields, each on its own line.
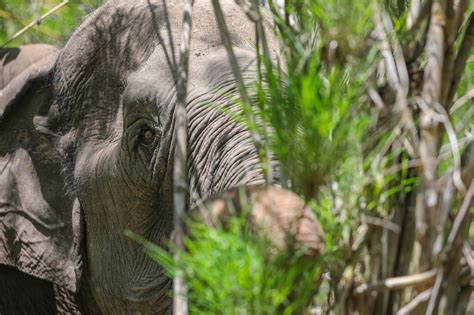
left=407, top=0, right=433, bottom=32
left=440, top=141, right=474, bottom=312
left=396, top=289, right=431, bottom=315
left=374, top=7, right=421, bottom=314
left=373, top=8, right=420, bottom=155
left=447, top=13, right=474, bottom=107
left=450, top=88, right=474, bottom=113
left=453, top=0, right=468, bottom=36
left=173, top=0, right=194, bottom=314
left=381, top=12, right=410, bottom=95
left=354, top=269, right=436, bottom=294
left=440, top=0, right=457, bottom=107
left=404, top=0, right=432, bottom=61
left=454, top=285, right=473, bottom=314
left=426, top=141, right=473, bottom=312
left=407, top=0, right=422, bottom=29
left=426, top=181, right=474, bottom=314
left=440, top=0, right=469, bottom=109
left=416, top=0, right=447, bottom=272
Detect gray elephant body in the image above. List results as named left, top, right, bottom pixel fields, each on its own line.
left=0, top=0, right=275, bottom=313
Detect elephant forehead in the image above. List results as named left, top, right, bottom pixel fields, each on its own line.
left=53, top=0, right=258, bottom=131
left=56, top=0, right=255, bottom=89
left=124, top=46, right=256, bottom=104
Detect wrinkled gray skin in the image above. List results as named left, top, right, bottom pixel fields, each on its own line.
left=0, top=44, right=58, bottom=89
left=0, top=0, right=277, bottom=314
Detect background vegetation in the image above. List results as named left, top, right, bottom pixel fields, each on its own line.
left=1, top=0, right=473, bottom=314
left=0, top=0, right=101, bottom=46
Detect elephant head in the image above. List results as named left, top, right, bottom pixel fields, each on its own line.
left=0, top=0, right=277, bottom=313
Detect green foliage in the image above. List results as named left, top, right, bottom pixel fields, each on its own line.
left=245, top=0, right=376, bottom=199
left=0, top=0, right=102, bottom=46
left=182, top=223, right=319, bottom=314
left=140, top=208, right=327, bottom=315
left=4, top=0, right=471, bottom=313
left=155, top=0, right=474, bottom=312
left=144, top=0, right=387, bottom=313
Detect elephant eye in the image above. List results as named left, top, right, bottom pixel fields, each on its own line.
left=138, top=126, right=157, bottom=146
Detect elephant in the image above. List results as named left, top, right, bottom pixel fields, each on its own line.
left=0, top=44, right=58, bottom=89
left=0, top=0, right=282, bottom=313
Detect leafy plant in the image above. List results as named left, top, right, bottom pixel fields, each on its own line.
left=0, top=0, right=102, bottom=46
left=6, top=0, right=472, bottom=313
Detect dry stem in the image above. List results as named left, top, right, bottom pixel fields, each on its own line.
left=416, top=0, right=446, bottom=272
left=354, top=269, right=436, bottom=294
left=173, top=0, right=194, bottom=314
left=396, top=289, right=432, bottom=315
left=426, top=181, right=474, bottom=314
left=447, top=13, right=474, bottom=106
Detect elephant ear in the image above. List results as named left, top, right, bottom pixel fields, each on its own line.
left=0, top=53, right=84, bottom=293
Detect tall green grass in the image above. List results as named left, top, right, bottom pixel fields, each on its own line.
left=146, top=0, right=387, bottom=313
left=133, top=0, right=474, bottom=311
left=137, top=0, right=474, bottom=313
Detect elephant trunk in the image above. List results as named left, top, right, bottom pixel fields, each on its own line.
left=186, top=98, right=269, bottom=205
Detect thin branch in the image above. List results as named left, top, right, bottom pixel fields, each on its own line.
left=362, top=215, right=401, bottom=234
left=173, top=0, right=194, bottom=314
left=434, top=141, right=474, bottom=258
left=406, top=0, right=437, bottom=33
left=384, top=158, right=423, bottom=175
left=372, top=122, right=401, bottom=167
left=211, top=0, right=267, bottom=181
left=375, top=9, right=403, bottom=91
left=428, top=142, right=474, bottom=313
left=440, top=0, right=458, bottom=107
left=368, top=86, right=387, bottom=111
left=381, top=11, right=410, bottom=95
left=450, top=88, right=474, bottom=113
left=460, top=140, right=474, bottom=191
left=462, top=243, right=474, bottom=277
left=454, top=286, right=473, bottom=315
left=211, top=0, right=253, bottom=118
left=432, top=171, right=455, bottom=257
left=453, top=0, right=468, bottom=42
left=235, top=0, right=275, bottom=184
left=407, top=0, right=424, bottom=30
left=373, top=8, right=420, bottom=156
left=235, top=0, right=259, bottom=21
left=396, top=289, right=432, bottom=315
left=447, top=13, right=474, bottom=106
left=417, top=98, right=464, bottom=192
left=2, top=0, right=69, bottom=47
left=354, top=269, right=436, bottom=294
left=437, top=136, right=472, bottom=163
left=426, top=181, right=474, bottom=314
left=455, top=107, right=474, bottom=134
left=334, top=225, right=369, bottom=314
left=404, top=0, right=432, bottom=61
